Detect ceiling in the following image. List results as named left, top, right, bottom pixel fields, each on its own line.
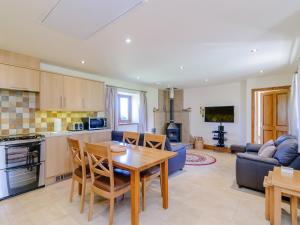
left=1, top=0, right=300, bottom=88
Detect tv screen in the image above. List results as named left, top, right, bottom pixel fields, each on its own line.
left=205, top=106, right=234, bottom=123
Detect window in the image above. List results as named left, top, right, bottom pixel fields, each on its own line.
left=118, top=94, right=132, bottom=124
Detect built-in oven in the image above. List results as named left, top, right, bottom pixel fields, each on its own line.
left=0, top=135, right=45, bottom=200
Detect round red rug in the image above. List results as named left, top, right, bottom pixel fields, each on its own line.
left=185, top=152, right=216, bottom=166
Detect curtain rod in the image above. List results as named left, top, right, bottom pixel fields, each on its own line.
left=106, top=85, right=147, bottom=93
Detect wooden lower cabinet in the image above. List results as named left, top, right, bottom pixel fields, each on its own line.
left=45, top=135, right=71, bottom=179
left=45, top=130, right=111, bottom=181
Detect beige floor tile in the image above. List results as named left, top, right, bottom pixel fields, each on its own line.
left=0, top=149, right=297, bottom=225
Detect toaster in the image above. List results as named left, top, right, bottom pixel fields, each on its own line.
left=68, top=122, right=84, bottom=131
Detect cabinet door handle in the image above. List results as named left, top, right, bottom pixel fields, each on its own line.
left=59, top=96, right=63, bottom=108
left=64, top=97, right=66, bottom=108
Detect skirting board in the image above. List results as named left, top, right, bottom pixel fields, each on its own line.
left=203, top=144, right=231, bottom=153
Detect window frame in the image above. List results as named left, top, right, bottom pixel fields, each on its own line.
left=118, top=94, right=132, bottom=124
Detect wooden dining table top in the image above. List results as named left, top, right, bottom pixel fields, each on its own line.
left=96, top=141, right=177, bottom=172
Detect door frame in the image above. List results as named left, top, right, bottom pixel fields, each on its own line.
left=251, top=85, right=290, bottom=143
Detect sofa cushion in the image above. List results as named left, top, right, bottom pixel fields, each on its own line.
left=274, top=135, right=296, bottom=146
left=258, top=145, right=276, bottom=158
left=274, top=139, right=298, bottom=166
left=258, top=140, right=274, bottom=155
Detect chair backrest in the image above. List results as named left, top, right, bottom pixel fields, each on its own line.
left=123, top=131, right=140, bottom=145
left=143, top=133, right=166, bottom=150
left=67, top=137, right=86, bottom=177
left=85, top=143, right=114, bottom=193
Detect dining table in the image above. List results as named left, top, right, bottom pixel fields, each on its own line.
left=97, top=141, right=177, bottom=225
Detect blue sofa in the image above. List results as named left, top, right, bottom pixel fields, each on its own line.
left=111, top=131, right=186, bottom=174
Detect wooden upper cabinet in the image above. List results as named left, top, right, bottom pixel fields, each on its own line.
left=38, top=72, right=105, bottom=112
left=83, top=79, right=105, bottom=111
left=0, top=64, right=40, bottom=92
left=0, top=49, right=40, bottom=70
left=63, top=76, right=84, bottom=111
left=40, top=72, right=64, bottom=110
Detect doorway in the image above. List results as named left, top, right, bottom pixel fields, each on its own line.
left=251, top=86, right=290, bottom=144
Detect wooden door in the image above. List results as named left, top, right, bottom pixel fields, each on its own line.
left=40, top=72, right=64, bottom=110
left=0, top=64, right=40, bottom=92
left=63, top=76, right=84, bottom=111
left=260, top=89, right=289, bottom=143
left=82, top=79, right=105, bottom=111
left=274, top=90, right=289, bottom=138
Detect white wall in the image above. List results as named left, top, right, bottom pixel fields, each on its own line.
left=184, top=72, right=293, bottom=146
left=184, top=82, right=247, bottom=146
left=40, top=63, right=158, bottom=131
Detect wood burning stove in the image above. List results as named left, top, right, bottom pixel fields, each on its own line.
left=166, top=123, right=182, bottom=142
left=166, top=88, right=182, bottom=142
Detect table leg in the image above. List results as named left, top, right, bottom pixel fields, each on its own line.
left=78, top=183, right=82, bottom=195
left=130, top=170, right=140, bottom=225
left=273, top=187, right=281, bottom=225
left=291, top=196, right=298, bottom=225
left=265, top=186, right=270, bottom=221
left=270, top=186, right=274, bottom=225
left=161, top=160, right=169, bottom=209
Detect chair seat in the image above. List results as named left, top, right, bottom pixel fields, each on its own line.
left=74, top=165, right=91, bottom=178
left=141, top=165, right=160, bottom=178
left=93, top=172, right=130, bottom=192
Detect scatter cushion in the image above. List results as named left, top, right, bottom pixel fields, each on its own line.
left=274, top=139, right=298, bottom=166
left=258, top=145, right=276, bottom=158
left=274, top=135, right=296, bottom=146
left=258, top=140, right=274, bottom=155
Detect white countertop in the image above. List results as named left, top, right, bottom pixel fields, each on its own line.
left=38, top=129, right=112, bottom=137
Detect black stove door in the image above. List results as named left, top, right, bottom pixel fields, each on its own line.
left=4, top=142, right=41, bottom=169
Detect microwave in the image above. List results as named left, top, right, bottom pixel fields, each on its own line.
left=81, top=117, right=107, bottom=130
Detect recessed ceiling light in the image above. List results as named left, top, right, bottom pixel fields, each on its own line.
left=260, top=70, right=264, bottom=73
left=136, top=76, right=140, bottom=80
left=250, top=49, right=257, bottom=53
left=204, top=79, right=209, bottom=82
left=179, top=66, right=184, bottom=70
left=125, top=38, right=132, bottom=44
left=81, top=60, right=85, bottom=64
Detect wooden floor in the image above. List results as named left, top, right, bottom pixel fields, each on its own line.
left=0, top=150, right=297, bottom=225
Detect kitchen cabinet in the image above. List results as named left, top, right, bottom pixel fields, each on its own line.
left=0, top=64, right=40, bottom=92
left=40, top=72, right=64, bottom=110
left=0, top=49, right=40, bottom=70
left=63, top=76, right=84, bottom=111
left=88, top=130, right=111, bottom=143
left=45, top=135, right=71, bottom=178
left=45, top=130, right=111, bottom=180
left=39, top=72, right=105, bottom=112
left=83, top=79, right=105, bottom=111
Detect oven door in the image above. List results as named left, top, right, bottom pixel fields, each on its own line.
left=2, top=141, right=42, bottom=169
left=0, top=162, right=45, bottom=200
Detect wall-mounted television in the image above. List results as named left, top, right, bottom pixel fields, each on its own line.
left=204, top=106, right=234, bottom=123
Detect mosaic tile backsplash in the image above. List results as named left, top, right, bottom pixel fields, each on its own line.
left=0, top=90, right=97, bottom=135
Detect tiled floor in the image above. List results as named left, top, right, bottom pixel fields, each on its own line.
left=0, top=150, right=297, bottom=225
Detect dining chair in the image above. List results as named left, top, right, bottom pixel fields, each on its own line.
left=141, top=133, right=166, bottom=211
left=85, top=142, right=131, bottom=225
left=123, top=131, right=140, bottom=145
left=67, top=137, right=90, bottom=213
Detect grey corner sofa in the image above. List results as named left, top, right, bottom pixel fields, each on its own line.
left=236, top=135, right=300, bottom=192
